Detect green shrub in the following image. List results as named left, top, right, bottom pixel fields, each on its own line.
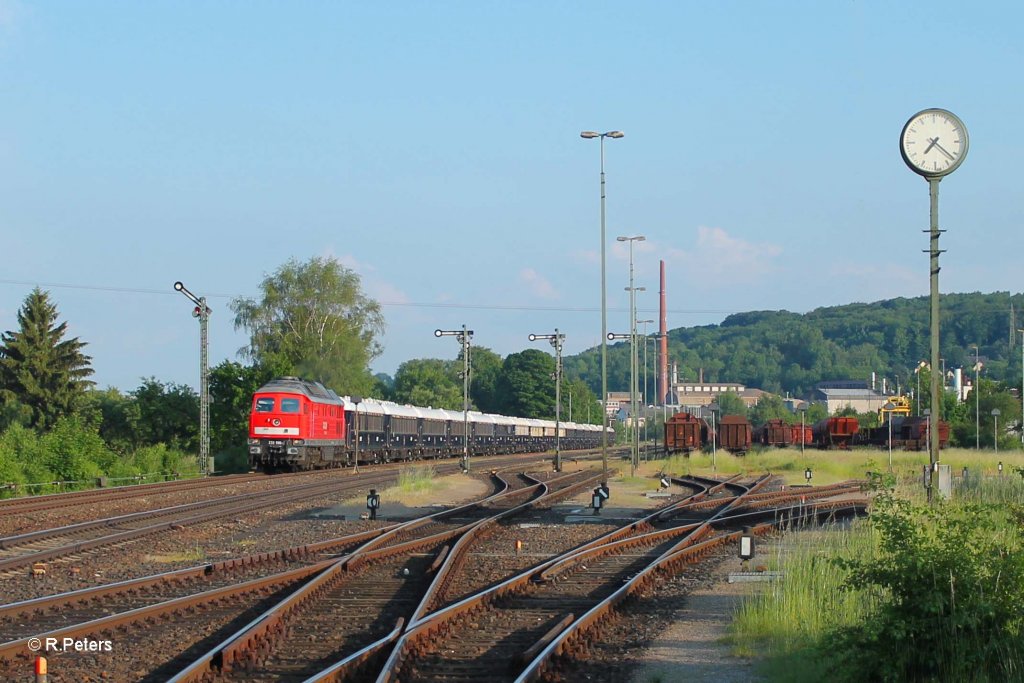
left=824, top=495, right=1024, bottom=682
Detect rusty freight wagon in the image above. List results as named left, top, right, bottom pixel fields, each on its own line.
left=755, top=419, right=792, bottom=447
left=664, top=412, right=708, bottom=454
left=717, top=415, right=753, bottom=454
left=813, top=416, right=860, bottom=449
left=790, top=424, right=813, bottom=448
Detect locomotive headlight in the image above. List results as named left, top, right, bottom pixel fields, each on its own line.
left=248, top=438, right=260, bottom=445
left=272, top=419, right=281, bottom=426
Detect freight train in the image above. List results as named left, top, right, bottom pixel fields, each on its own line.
left=665, top=410, right=949, bottom=454
left=247, top=377, right=610, bottom=472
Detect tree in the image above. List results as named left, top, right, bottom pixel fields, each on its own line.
left=563, top=377, right=601, bottom=425
left=715, top=391, right=747, bottom=417
left=748, top=394, right=792, bottom=427
left=130, top=378, right=199, bottom=451
left=231, top=257, right=385, bottom=395
left=0, top=288, right=94, bottom=430
left=497, top=350, right=556, bottom=418
left=392, top=359, right=462, bottom=410
left=469, top=346, right=503, bottom=414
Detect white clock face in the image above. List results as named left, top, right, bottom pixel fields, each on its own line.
left=900, top=109, right=968, bottom=177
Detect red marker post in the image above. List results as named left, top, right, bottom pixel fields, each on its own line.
left=35, top=655, right=47, bottom=683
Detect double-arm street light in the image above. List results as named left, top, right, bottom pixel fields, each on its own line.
left=529, top=329, right=566, bottom=472
left=435, top=326, right=474, bottom=472
left=173, top=281, right=212, bottom=475
left=637, top=318, right=654, bottom=455
left=618, top=235, right=645, bottom=478
left=972, top=344, right=980, bottom=449
left=607, top=331, right=634, bottom=475
left=581, top=130, right=624, bottom=478
left=883, top=401, right=896, bottom=471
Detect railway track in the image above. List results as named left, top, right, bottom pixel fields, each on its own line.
left=0, top=470, right=868, bottom=682
left=0, top=471, right=399, bottom=576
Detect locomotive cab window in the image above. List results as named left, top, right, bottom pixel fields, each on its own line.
left=280, top=398, right=301, bottom=413
left=255, top=397, right=275, bottom=413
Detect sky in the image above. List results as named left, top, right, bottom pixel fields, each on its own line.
left=1, top=1, right=1022, bottom=394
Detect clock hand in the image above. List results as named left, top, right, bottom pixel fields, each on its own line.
left=923, top=138, right=939, bottom=154
left=933, top=141, right=956, bottom=161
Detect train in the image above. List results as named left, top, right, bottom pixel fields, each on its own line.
left=665, top=410, right=950, bottom=454
left=247, top=377, right=611, bottom=472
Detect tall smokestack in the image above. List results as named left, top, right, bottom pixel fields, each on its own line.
left=659, top=260, right=668, bottom=405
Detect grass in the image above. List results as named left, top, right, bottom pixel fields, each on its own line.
left=728, top=521, right=879, bottom=681
left=727, top=468, right=1024, bottom=682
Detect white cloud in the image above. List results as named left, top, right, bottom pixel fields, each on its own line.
left=519, top=268, right=559, bottom=300
left=643, top=226, right=783, bottom=286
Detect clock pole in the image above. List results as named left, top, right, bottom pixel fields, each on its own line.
left=900, top=108, right=967, bottom=505
left=927, top=177, right=941, bottom=505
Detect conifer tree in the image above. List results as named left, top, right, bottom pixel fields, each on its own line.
left=0, top=288, right=94, bottom=429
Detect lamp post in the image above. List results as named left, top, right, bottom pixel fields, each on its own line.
left=637, top=318, right=654, bottom=457
left=973, top=344, right=980, bottom=449
left=709, top=403, right=718, bottom=472
left=350, top=395, right=362, bottom=474
left=619, top=234, right=646, bottom=477
left=173, top=281, right=211, bottom=475
left=799, top=405, right=807, bottom=455
left=607, top=331, right=633, bottom=475
left=529, top=329, right=566, bottom=472
left=883, top=401, right=896, bottom=471
left=1019, top=330, right=1024, bottom=445
left=924, top=408, right=931, bottom=455
left=435, top=326, right=474, bottom=472
left=581, top=129, right=624, bottom=479
left=915, top=361, right=927, bottom=416
left=992, top=408, right=1001, bottom=453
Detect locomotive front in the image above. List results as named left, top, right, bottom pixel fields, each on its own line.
left=248, top=387, right=310, bottom=470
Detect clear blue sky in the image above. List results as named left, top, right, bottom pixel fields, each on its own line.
left=1, top=2, right=1021, bottom=393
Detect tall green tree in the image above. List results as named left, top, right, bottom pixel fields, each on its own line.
left=392, top=359, right=462, bottom=410
left=715, top=391, right=748, bottom=417
left=232, top=257, right=385, bottom=395
left=0, top=288, right=94, bottom=430
left=130, top=378, right=199, bottom=451
left=497, top=349, right=555, bottom=418
left=468, top=346, right=503, bottom=414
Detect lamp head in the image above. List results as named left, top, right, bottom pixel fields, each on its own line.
left=607, top=131, right=624, bottom=138
left=580, top=131, right=599, bottom=139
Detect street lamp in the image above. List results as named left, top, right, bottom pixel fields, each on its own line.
left=607, top=331, right=634, bottom=475
left=992, top=408, right=1001, bottom=453
left=883, top=401, right=896, bottom=472
left=972, top=344, right=981, bottom=449
left=800, top=404, right=807, bottom=455
left=914, top=361, right=927, bottom=416
left=923, top=408, right=931, bottom=455
left=350, top=395, right=362, bottom=474
left=173, top=281, right=212, bottom=475
left=529, top=329, right=566, bottom=472
left=709, top=403, right=719, bottom=472
left=582, top=130, right=624, bottom=479
left=435, top=326, right=474, bottom=472
left=637, top=318, right=654, bottom=458
left=618, top=234, right=646, bottom=478
left=1019, top=329, right=1024, bottom=445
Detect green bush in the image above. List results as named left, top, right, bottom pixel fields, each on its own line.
left=824, top=495, right=1024, bottom=682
